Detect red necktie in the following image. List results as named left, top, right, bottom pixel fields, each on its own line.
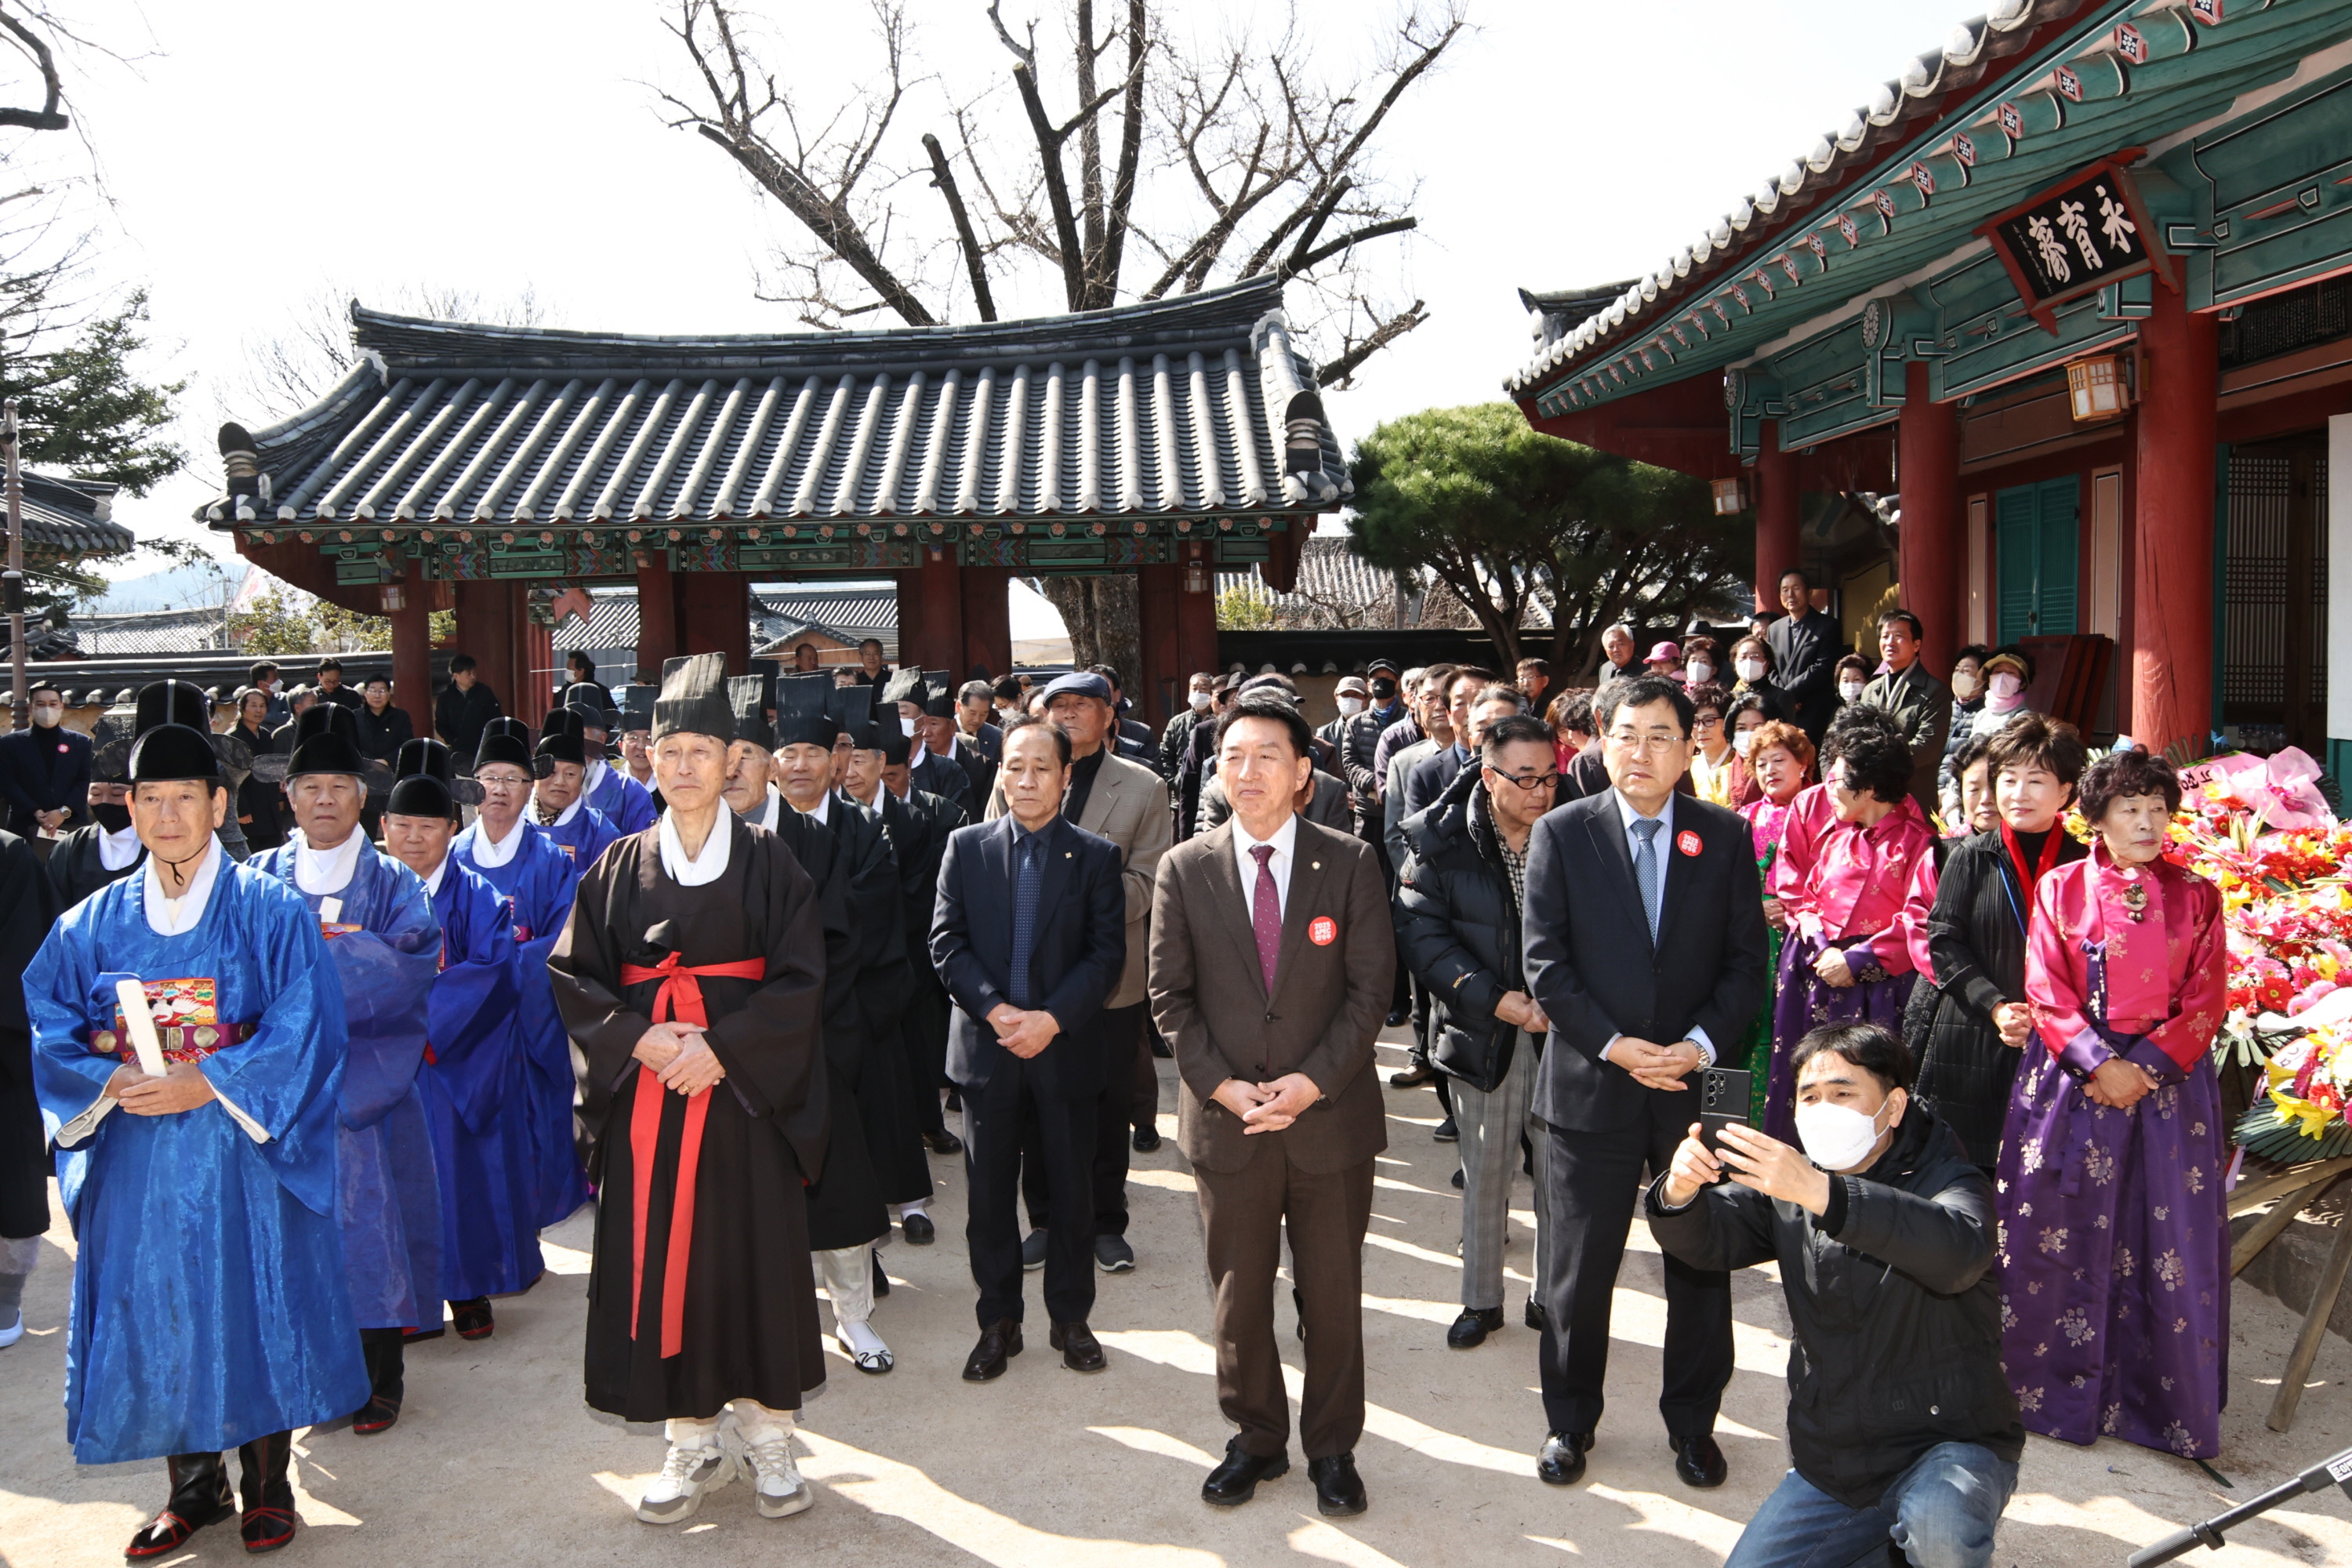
left=1250, top=842, right=1281, bottom=994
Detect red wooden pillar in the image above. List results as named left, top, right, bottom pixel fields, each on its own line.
left=1178, top=541, right=1218, bottom=684
left=2129, top=285, right=2220, bottom=753
left=452, top=579, right=518, bottom=723
left=515, top=605, right=554, bottom=729
left=636, top=552, right=679, bottom=676
left=894, top=551, right=963, bottom=677
left=1135, top=563, right=1182, bottom=725
left=677, top=572, right=750, bottom=676
left=958, top=562, right=1010, bottom=683
left=1896, top=360, right=1962, bottom=674
left=388, top=579, right=434, bottom=738
left=1754, top=420, right=1800, bottom=612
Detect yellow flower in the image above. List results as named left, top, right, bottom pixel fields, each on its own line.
left=2271, top=1091, right=2338, bottom=1140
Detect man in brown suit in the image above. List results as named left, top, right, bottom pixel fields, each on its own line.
left=1149, top=691, right=1393, bottom=1519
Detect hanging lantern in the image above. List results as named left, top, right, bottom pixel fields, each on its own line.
left=2064, top=354, right=2131, bottom=423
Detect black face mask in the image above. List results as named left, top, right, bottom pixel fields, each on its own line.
left=93, top=801, right=132, bottom=833
left=1370, top=678, right=1397, bottom=701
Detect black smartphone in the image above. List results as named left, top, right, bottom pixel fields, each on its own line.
left=1697, top=1067, right=1752, bottom=1156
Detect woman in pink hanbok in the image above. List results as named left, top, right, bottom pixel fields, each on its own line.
left=1999, top=750, right=2227, bottom=1459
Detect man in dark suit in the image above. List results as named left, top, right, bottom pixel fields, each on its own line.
left=1764, top=567, right=1844, bottom=746
left=0, top=681, right=91, bottom=835
left=1401, top=666, right=1497, bottom=816
left=1149, top=691, right=1393, bottom=1519
left=1521, top=673, right=1768, bottom=1493
left=931, top=716, right=1127, bottom=1381
left=955, top=680, right=1004, bottom=764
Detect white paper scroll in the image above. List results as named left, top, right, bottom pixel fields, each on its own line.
left=114, top=978, right=168, bottom=1079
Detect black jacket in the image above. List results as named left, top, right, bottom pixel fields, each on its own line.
left=1766, top=608, right=1845, bottom=744
left=1395, top=765, right=1533, bottom=1092
left=434, top=681, right=503, bottom=758
left=0, top=725, right=90, bottom=832
left=354, top=701, right=416, bottom=764
left=1645, top=1105, right=2023, bottom=1508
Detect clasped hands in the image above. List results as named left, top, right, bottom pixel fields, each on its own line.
left=1663, top=1121, right=1831, bottom=1215
left=1494, top=989, right=1551, bottom=1034
left=103, top=1061, right=218, bottom=1115
left=1609, top=1035, right=1704, bottom=1092
left=985, top=1003, right=1061, bottom=1059
left=1212, top=1073, right=1321, bottom=1134
left=633, top=1022, right=727, bottom=1095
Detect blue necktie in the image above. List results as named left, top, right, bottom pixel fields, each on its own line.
left=1632, top=816, right=1663, bottom=944
left=1007, top=832, right=1042, bottom=1007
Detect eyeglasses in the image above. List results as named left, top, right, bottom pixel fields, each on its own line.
left=1692, top=714, right=1721, bottom=730
left=1486, top=768, right=1559, bottom=793
left=1603, top=730, right=1687, bottom=753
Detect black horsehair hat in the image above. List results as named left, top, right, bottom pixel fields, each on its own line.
left=128, top=724, right=221, bottom=785
left=474, top=716, right=535, bottom=775
left=563, top=681, right=619, bottom=733
left=285, top=702, right=368, bottom=779
left=537, top=706, right=587, bottom=769
left=654, top=652, right=734, bottom=745
left=107, top=679, right=250, bottom=786
left=388, top=737, right=481, bottom=818
left=728, top=676, right=776, bottom=751
left=617, top=683, right=655, bottom=735
left=774, top=670, right=839, bottom=751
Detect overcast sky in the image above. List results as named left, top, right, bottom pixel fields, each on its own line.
left=43, top=0, right=1972, bottom=628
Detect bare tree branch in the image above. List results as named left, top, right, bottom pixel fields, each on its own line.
left=922, top=132, right=996, bottom=321
left=1317, top=298, right=1427, bottom=389
left=1279, top=214, right=1416, bottom=281
left=0, top=5, right=67, bottom=132
left=1008, top=61, right=1087, bottom=310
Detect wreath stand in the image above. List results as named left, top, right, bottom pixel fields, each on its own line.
left=2228, top=1156, right=2352, bottom=1431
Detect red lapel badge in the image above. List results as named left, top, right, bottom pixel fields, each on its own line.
left=1676, top=829, right=1703, bottom=858
left=1308, top=916, right=1338, bottom=946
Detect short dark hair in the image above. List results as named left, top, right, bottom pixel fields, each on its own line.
left=1087, top=662, right=1123, bottom=692
left=1000, top=712, right=1072, bottom=768
left=1214, top=691, right=1313, bottom=760
left=1548, top=687, right=1595, bottom=737
left=1821, top=703, right=1913, bottom=804
left=1732, top=635, right=1773, bottom=669
left=1878, top=608, right=1924, bottom=641
left=993, top=676, right=1022, bottom=702
left=858, top=637, right=884, bottom=652
left=28, top=680, right=60, bottom=701
left=1791, top=1021, right=1914, bottom=1093
left=1953, top=643, right=1991, bottom=668
left=567, top=650, right=593, bottom=670
left=1984, top=713, right=2089, bottom=789
left=1418, top=662, right=1457, bottom=695
left=249, top=661, right=279, bottom=683
left=448, top=654, right=477, bottom=674
left=1446, top=666, right=1498, bottom=699
left=1593, top=674, right=1694, bottom=737
left=1481, top=713, right=1555, bottom=764
left=1835, top=652, right=1872, bottom=681
left=364, top=675, right=389, bottom=690
left=1948, top=730, right=1993, bottom=782
left=316, top=658, right=343, bottom=675
left=2078, top=748, right=2182, bottom=823
left=1470, top=683, right=1526, bottom=715
left=1515, top=656, right=1552, bottom=679
left=1779, top=564, right=1813, bottom=589
left=1681, top=634, right=1719, bottom=663
left=1685, top=681, right=1728, bottom=717
left=1724, top=689, right=1769, bottom=728
left=958, top=680, right=993, bottom=703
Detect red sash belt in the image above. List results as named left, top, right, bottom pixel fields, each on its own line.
left=88, top=1021, right=256, bottom=1065
left=619, top=952, right=766, bottom=1359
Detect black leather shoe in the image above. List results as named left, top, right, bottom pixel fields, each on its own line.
left=962, top=1318, right=1022, bottom=1381
left=1307, top=1452, right=1367, bottom=1517
left=1524, top=1298, right=1547, bottom=1332
left=1385, top=1007, right=1410, bottom=1028
left=922, top=1128, right=964, bottom=1155
left=902, top=1212, right=935, bottom=1244
left=127, top=1459, right=234, bottom=1559
left=1450, top=1167, right=1464, bottom=1189
left=1200, top=1438, right=1288, bottom=1505
left=1149, top=1034, right=1173, bottom=1058
left=1431, top=1117, right=1459, bottom=1143
left=1388, top=1062, right=1436, bottom=1089
left=1671, top=1433, right=1727, bottom=1488
left=1049, top=1319, right=1106, bottom=1372
left=1446, top=1306, right=1504, bottom=1348
left=1131, top=1123, right=1162, bottom=1153
left=1537, top=1430, right=1592, bottom=1486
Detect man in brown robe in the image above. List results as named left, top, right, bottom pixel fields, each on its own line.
left=548, top=652, right=830, bottom=1526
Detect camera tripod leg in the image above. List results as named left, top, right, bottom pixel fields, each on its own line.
left=2269, top=1216, right=2352, bottom=1433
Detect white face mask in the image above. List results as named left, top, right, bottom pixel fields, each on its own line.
left=1735, top=658, right=1766, bottom=684
left=1951, top=671, right=1980, bottom=702
left=1338, top=696, right=1366, bottom=717
left=900, top=715, right=917, bottom=738
left=1987, top=672, right=2023, bottom=701
left=1794, top=1095, right=1895, bottom=1171
left=30, top=705, right=60, bottom=728
left=1189, top=691, right=1212, bottom=712
left=1731, top=728, right=1755, bottom=759
left=1686, top=662, right=1713, bottom=686
left=1838, top=680, right=1865, bottom=702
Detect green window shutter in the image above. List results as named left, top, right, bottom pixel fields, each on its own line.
left=2034, top=477, right=2079, bottom=637
left=1997, top=485, right=2037, bottom=643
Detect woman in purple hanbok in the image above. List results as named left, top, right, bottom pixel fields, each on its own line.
left=1763, top=705, right=1935, bottom=1141
left=1999, top=750, right=2227, bottom=1459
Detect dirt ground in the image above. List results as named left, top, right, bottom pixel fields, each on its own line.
left=4, top=1027, right=2350, bottom=1566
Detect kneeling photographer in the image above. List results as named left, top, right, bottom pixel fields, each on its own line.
left=1647, top=1022, right=2021, bottom=1568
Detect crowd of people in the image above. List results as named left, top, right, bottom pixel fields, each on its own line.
left=0, top=587, right=2230, bottom=1566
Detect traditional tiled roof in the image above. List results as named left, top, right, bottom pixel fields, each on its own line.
left=1505, top=0, right=2100, bottom=397
left=16, top=471, right=132, bottom=564
left=70, top=605, right=232, bottom=656
left=550, top=585, right=898, bottom=659
left=1216, top=537, right=1555, bottom=632
left=207, top=275, right=1348, bottom=534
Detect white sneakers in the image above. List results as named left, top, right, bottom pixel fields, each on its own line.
left=0, top=1310, right=21, bottom=1349
left=635, top=1440, right=734, bottom=1524
left=744, top=1433, right=814, bottom=1519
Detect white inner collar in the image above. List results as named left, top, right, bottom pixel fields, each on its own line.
left=98, top=821, right=143, bottom=871
left=659, top=809, right=731, bottom=887
left=473, top=812, right=528, bottom=867
left=143, top=837, right=222, bottom=938
left=584, top=757, right=608, bottom=794
left=292, top=827, right=365, bottom=896
left=421, top=851, right=450, bottom=898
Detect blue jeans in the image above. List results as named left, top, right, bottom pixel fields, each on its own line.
left=1725, top=1443, right=2017, bottom=1568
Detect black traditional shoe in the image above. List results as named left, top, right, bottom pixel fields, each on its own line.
left=1388, top=1062, right=1436, bottom=1089
left=1131, top=1123, right=1162, bottom=1153
left=1671, top=1433, right=1727, bottom=1489
left=922, top=1128, right=964, bottom=1155
left=126, top=1461, right=234, bottom=1559
left=1094, top=1234, right=1135, bottom=1272
left=1020, top=1228, right=1048, bottom=1271
left=902, top=1211, right=936, bottom=1244
left=1450, top=1167, right=1464, bottom=1189
left=944, top=1088, right=962, bottom=1113
left=1049, top=1319, right=1106, bottom=1372
left=1431, top=1117, right=1459, bottom=1143
left=872, top=1249, right=891, bottom=1297
left=1446, top=1306, right=1504, bottom=1349
left=1524, top=1298, right=1548, bottom=1332
left=1200, top=1438, right=1288, bottom=1505
left=962, top=1318, right=1022, bottom=1381
left=1537, top=1430, right=1592, bottom=1486
left=350, top=1395, right=401, bottom=1436
left=241, top=1506, right=298, bottom=1554
left=1307, top=1452, right=1367, bottom=1517
left=452, top=1298, right=495, bottom=1341
left=1149, top=1033, right=1173, bottom=1058
left=1385, top=1006, right=1410, bottom=1027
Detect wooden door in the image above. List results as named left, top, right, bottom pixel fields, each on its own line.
left=1995, top=477, right=2080, bottom=643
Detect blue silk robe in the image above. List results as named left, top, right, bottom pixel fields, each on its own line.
left=251, top=840, right=444, bottom=1332
left=535, top=799, right=621, bottom=875
left=27, top=858, right=368, bottom=1464
left=585, top=761, right=658, bottom=837
left=452, top=818, right=591, bottom=1225
left=414, top=857, right=541, bottom=1299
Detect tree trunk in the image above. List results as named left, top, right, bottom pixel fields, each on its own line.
left=1038, top=572, right=1140, bottom=685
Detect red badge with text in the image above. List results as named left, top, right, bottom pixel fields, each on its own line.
left=1676, top=829, right=1703, bottom=858
left=1308, top=916, right=1338, bottom=946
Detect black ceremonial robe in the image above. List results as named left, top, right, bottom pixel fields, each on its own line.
left=833, top=792, right=929, bottom=1207
left=549, top=817, right=829, bottom=1421
left=880, top=786, right=968, bottom=1129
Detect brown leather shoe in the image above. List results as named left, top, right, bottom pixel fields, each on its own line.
left=961, top=1317, right=1023, bottom=1381
left=1049, top=1319, right=1105, bottom=1372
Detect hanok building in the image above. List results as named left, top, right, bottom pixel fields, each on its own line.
left=1507, top=0, right=2352, bottom=778
left=201, top=276, right=1349, bottom=730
